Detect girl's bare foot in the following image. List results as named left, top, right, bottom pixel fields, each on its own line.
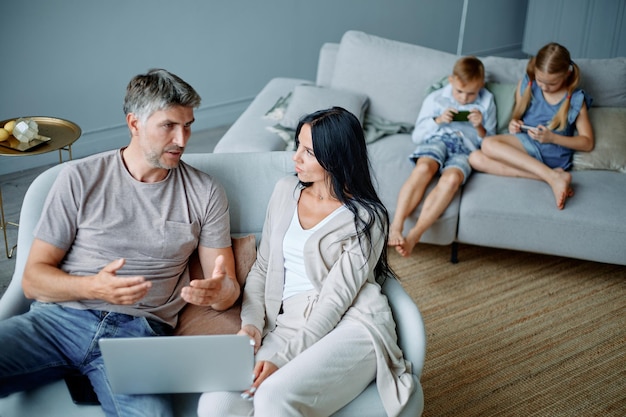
left=555, top=168, right=575, bottom=198
left=388, top=228, right=405, bottom=247
left=549, top=169, right=572, bottom=209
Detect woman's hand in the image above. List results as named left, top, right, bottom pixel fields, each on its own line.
left=241, top=360, right=279, bottom=400
left=238, top=325, right=262, bottom=354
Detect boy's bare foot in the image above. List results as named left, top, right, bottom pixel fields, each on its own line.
left=396, top=233, right=419, bottom=257
left=549, top=169, right=573, bottom=209
left=388, top=229, right=405, bottom=247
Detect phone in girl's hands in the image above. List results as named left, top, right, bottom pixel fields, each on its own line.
left=521, top=124, right=537, bottom=131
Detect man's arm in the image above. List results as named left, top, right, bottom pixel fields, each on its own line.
left=181, top=245, right=240, bottom=311
left=22, top=238, right=151, bottom=304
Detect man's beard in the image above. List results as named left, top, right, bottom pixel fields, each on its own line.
left=147, top=146, right=184, bottom=169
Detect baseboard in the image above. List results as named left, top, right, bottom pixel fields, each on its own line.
left=0, top=98, right=251, bottom=176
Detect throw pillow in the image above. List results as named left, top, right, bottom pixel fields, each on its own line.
left=266, top=124, right=297, bottom=151
left=174, top=235, right=256, bottom=336
left=485, top=82, right=517, bottom=134
left=280, top=85, right=369, bottom=129
left=264, top=91, right=293, bottom=121
left=572, top=107, right=626, bottom=173
left=264, top=85, right=370, bottom=150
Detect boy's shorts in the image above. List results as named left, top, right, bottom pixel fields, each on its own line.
left=410, top=134, right=472, bottom=184
left=514, top=133, right=573, bottom=170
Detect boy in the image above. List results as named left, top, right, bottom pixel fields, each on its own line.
left=389, top=56, right=496, bottom=256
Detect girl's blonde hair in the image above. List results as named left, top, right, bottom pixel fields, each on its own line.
left=512, top=42, right=580, bottom=131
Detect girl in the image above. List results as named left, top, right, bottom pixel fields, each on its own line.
left=197, top=107, right=414, bottom=417
left=469, top=42, right=594, bottom=209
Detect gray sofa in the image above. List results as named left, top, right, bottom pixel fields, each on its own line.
left=215, top=31, right=626, bottom=266
left=0, top=152, right=425, bottom=416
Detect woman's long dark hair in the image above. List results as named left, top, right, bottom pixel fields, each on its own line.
left=294, top=107, right=395, bottom=284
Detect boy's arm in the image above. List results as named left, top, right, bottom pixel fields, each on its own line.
left=411, top=92, right=443, bottom=144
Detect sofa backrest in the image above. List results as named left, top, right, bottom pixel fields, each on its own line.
left=316, top=30, right=626, bottom=128
left=316, top=42, right=339, bottom=87
left=182, top=151, right=295, bottom=239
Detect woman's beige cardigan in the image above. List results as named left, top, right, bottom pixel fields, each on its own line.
left=241, top=176, right=414, bottom=416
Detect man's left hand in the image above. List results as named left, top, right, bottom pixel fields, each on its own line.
left=181, top=255, right=237, bottom=308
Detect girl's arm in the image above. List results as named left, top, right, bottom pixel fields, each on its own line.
left=534, top=102, right=594, bottom=151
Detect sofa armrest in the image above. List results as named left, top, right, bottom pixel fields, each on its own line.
left=213, top=77, right=312, bottom=153
left=316, top=42, right=339, bottom=87
left=0, top=164, right=65, bottom=320
left=382, top=276, right=426, bottom=378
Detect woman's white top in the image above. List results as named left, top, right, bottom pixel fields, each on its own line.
left=282, top=205, right=346, bottom=300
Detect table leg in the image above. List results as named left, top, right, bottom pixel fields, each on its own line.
left=58, top=144, right=73, bottom=163
left=0, top=187, right=18, bottom=259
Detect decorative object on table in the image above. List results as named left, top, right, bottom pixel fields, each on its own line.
left=0, top=116, right=76, bottom=153
left=12, top=118, right=39, bottom=143
left=0, top=116, right=82, bottom=258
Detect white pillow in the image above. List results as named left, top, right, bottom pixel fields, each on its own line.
left=573, top=107, right=626, bottom=173
left=279, top=85, right=369, bottom=129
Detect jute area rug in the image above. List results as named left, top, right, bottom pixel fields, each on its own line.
left=388, top=243, right=625, bottom=417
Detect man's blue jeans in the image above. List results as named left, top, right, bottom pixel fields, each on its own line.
left=0, top=302, right=173, bottom=417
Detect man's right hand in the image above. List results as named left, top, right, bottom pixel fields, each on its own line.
left=91, top=258, right=152, bottom=305
left=23, top=239, right=152, bottom=304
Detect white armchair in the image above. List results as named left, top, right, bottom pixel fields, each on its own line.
left=0, top=151, right=425, bottom=416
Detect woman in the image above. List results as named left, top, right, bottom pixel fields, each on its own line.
left=198, top=107, right=414, bottom=417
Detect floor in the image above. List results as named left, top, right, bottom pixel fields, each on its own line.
left=0, top=125, right=230, bottom=298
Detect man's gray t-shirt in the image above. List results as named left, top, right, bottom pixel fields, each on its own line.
left=34, top=149, right=231, bottom=327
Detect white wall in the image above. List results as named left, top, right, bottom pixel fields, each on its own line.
left=0, top=0, right=527, bottom=175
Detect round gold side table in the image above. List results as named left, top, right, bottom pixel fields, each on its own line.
left=0, top=116, right=81, bottom=258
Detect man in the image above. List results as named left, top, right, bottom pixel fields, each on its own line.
left=0, top=69, right=239, bottom=416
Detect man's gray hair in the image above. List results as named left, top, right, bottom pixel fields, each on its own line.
left=123, top=68, right=201, bottom=123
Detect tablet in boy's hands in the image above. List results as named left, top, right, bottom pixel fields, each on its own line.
left=452, top=110, right=470, bottom=122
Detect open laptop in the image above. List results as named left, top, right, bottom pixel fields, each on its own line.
left=99, top=334, right=254, bottom=395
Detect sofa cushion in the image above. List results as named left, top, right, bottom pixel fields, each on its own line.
left=330, top=30, right=457, bottom=125
left=174, top=235, right=256, bottom=336
left=458, top=171, right=626, bottom=265
left=573, top=107, right=626, bottom=173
